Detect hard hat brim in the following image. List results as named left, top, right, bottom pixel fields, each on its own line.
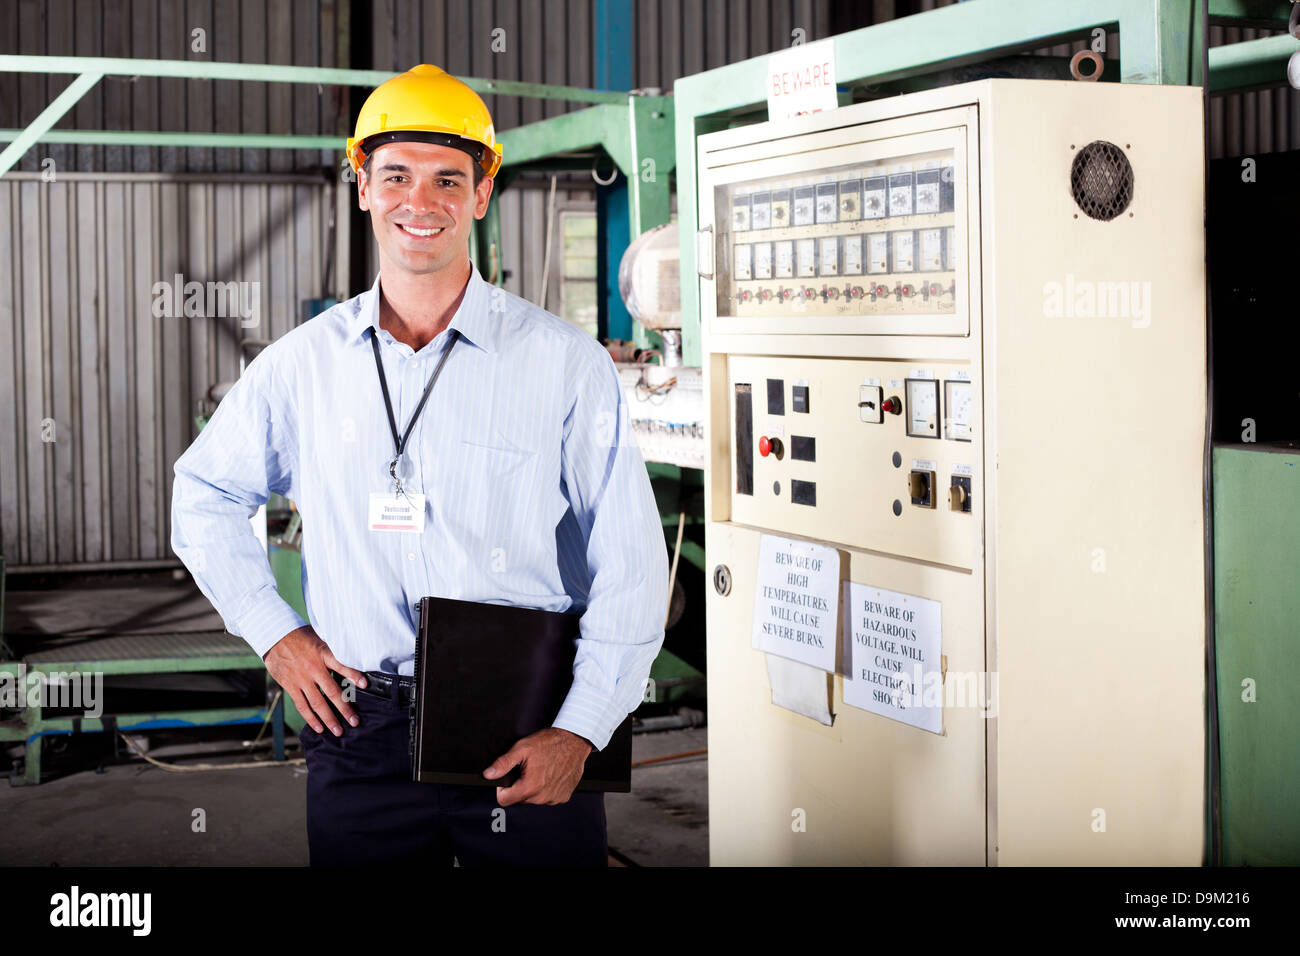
left=349, top=130, right=501, bottom=179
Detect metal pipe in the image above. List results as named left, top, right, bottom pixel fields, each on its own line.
left=1208, top=33, right=1300, bottom=91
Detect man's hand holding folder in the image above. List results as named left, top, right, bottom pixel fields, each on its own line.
left=483, top=728, right=594, bottom=806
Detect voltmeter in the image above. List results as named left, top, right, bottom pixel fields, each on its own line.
left=906, top=378, right=940, bottom=437
left=775, top=239, right=794, bottom=278
left=944, top=379, right=973, bottom=441
left=843, top=235, right=864, bottom=275
left=819, top=236, right=840, bottom=276
left=796, top=238, right=817, bottom=277
left=734, top=243, right=753, bottom=280
left=891, top=231, right=915, bottom=273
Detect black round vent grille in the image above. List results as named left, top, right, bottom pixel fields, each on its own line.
left=1070, top=141, right=1134, bottom=221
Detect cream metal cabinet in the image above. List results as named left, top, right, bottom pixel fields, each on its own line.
left=698, top=79, right=1206, bottom=866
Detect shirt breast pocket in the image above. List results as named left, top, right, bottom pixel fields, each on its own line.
left=450, top=438, right=548, bottom=556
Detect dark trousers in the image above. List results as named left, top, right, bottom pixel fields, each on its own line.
left=299, top=679, right=607, bottom=867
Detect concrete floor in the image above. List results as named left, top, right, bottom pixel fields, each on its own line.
left=0, top=726, right=708, bottom=867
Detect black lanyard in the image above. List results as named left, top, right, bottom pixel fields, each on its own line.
left=370, top=327, right=460, bottom=476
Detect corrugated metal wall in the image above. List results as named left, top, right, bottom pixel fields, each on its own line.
left=0, top=172, right=334, bottom=568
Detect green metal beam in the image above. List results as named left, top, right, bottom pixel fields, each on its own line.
left=0, top=69, right=100, bottom=177
left=499, top=104, right=624, bottom=169
left=1208, top=33, right=1300, bottom=91
left=0, top=128, right=340, bottom=150
left=0, top=55, right=628, bottom=104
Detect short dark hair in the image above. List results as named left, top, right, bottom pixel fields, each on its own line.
left=361, top=151, right=486, bottom=189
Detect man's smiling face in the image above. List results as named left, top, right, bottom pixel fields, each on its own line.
left=357, top=141, right=493, bottom=278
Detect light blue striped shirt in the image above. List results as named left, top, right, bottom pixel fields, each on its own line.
left=170, top=267, right=668, bottom=751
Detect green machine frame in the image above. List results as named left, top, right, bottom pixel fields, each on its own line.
left=671, top=0, right=1299, bottom=867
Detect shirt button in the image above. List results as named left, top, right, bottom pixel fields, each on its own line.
left=407, top=552, right=416, bottom=561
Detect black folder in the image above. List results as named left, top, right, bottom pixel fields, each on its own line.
left=410, top=595, right=633, bottom=792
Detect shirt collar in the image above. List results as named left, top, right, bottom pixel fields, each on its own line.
left=346, top=265, right=499, bottom=354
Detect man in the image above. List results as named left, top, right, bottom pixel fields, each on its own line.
left=171, top=64, right=668, bottom=867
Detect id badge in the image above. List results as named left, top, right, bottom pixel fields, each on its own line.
left=368, top=491, right=427, bottom=533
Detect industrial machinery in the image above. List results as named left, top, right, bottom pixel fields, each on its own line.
left=616, top=223, right=705, bottom=470
left=698, top=79, right=1206, bottom=865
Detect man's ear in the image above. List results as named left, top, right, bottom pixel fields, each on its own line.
left=473, top=175, right=495, bottom=220
left=357, top=166, right=370, bottom=211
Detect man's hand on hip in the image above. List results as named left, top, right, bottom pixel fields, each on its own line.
left=484, top=728, right=593, bottom=806
left=264, top=625, right=368, bottom=737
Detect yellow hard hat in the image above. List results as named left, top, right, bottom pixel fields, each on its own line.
left=346, top=64, right=503, bottom=179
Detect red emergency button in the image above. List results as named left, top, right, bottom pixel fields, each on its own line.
left=759, top=436, right=783, bottom=458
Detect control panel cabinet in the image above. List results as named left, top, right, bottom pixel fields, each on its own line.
left=698, top=80, right=1206, bottom=865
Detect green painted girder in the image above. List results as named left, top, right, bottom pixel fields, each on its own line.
left=496, top=95, right=676, bottom=240
left=0, top=128, right=342, bottom=150
left=0, top=54, right=627, bottom=104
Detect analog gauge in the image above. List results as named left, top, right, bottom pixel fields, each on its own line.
left=888, top=171, right=914, bottom=217
left=867, top=233, right=889, bottom=274
left=796, top=238, right=817, bottom=278
left=751, top=190, right=771, bottom=230
left=839, top=179, right=861, bottom=220
left=906, top=379, right=940, bottom=438
left=771, top=189, right=791, bottom=226
left=944, top=380, right=973, bottom=441
left=863, top=177, right=887, bottom=219
left=733, top=243, right=752, bottom=281
left=842, top=235, right=864, bottom=275
left=815, top=183, right=838, bottom=224
left=793, top=186, right=815, bottom=226
left=732, top=194, right=751, bottom=231
left=918, top=227, right=944, bottom=272
left=754, top=242, right=773, bottom=280
left=774, top=240, right=794, bottom=278
left=915, top=168, right=941, bottom=214
left=818, top=236, right=839, bottom=276
left=891, top=230, right=915, bottom=273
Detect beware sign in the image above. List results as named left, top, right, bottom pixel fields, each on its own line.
left=767, top=38, right=837, bottom=121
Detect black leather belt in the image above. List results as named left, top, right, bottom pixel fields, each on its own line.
left=334, top=670, right=415, bottom=708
